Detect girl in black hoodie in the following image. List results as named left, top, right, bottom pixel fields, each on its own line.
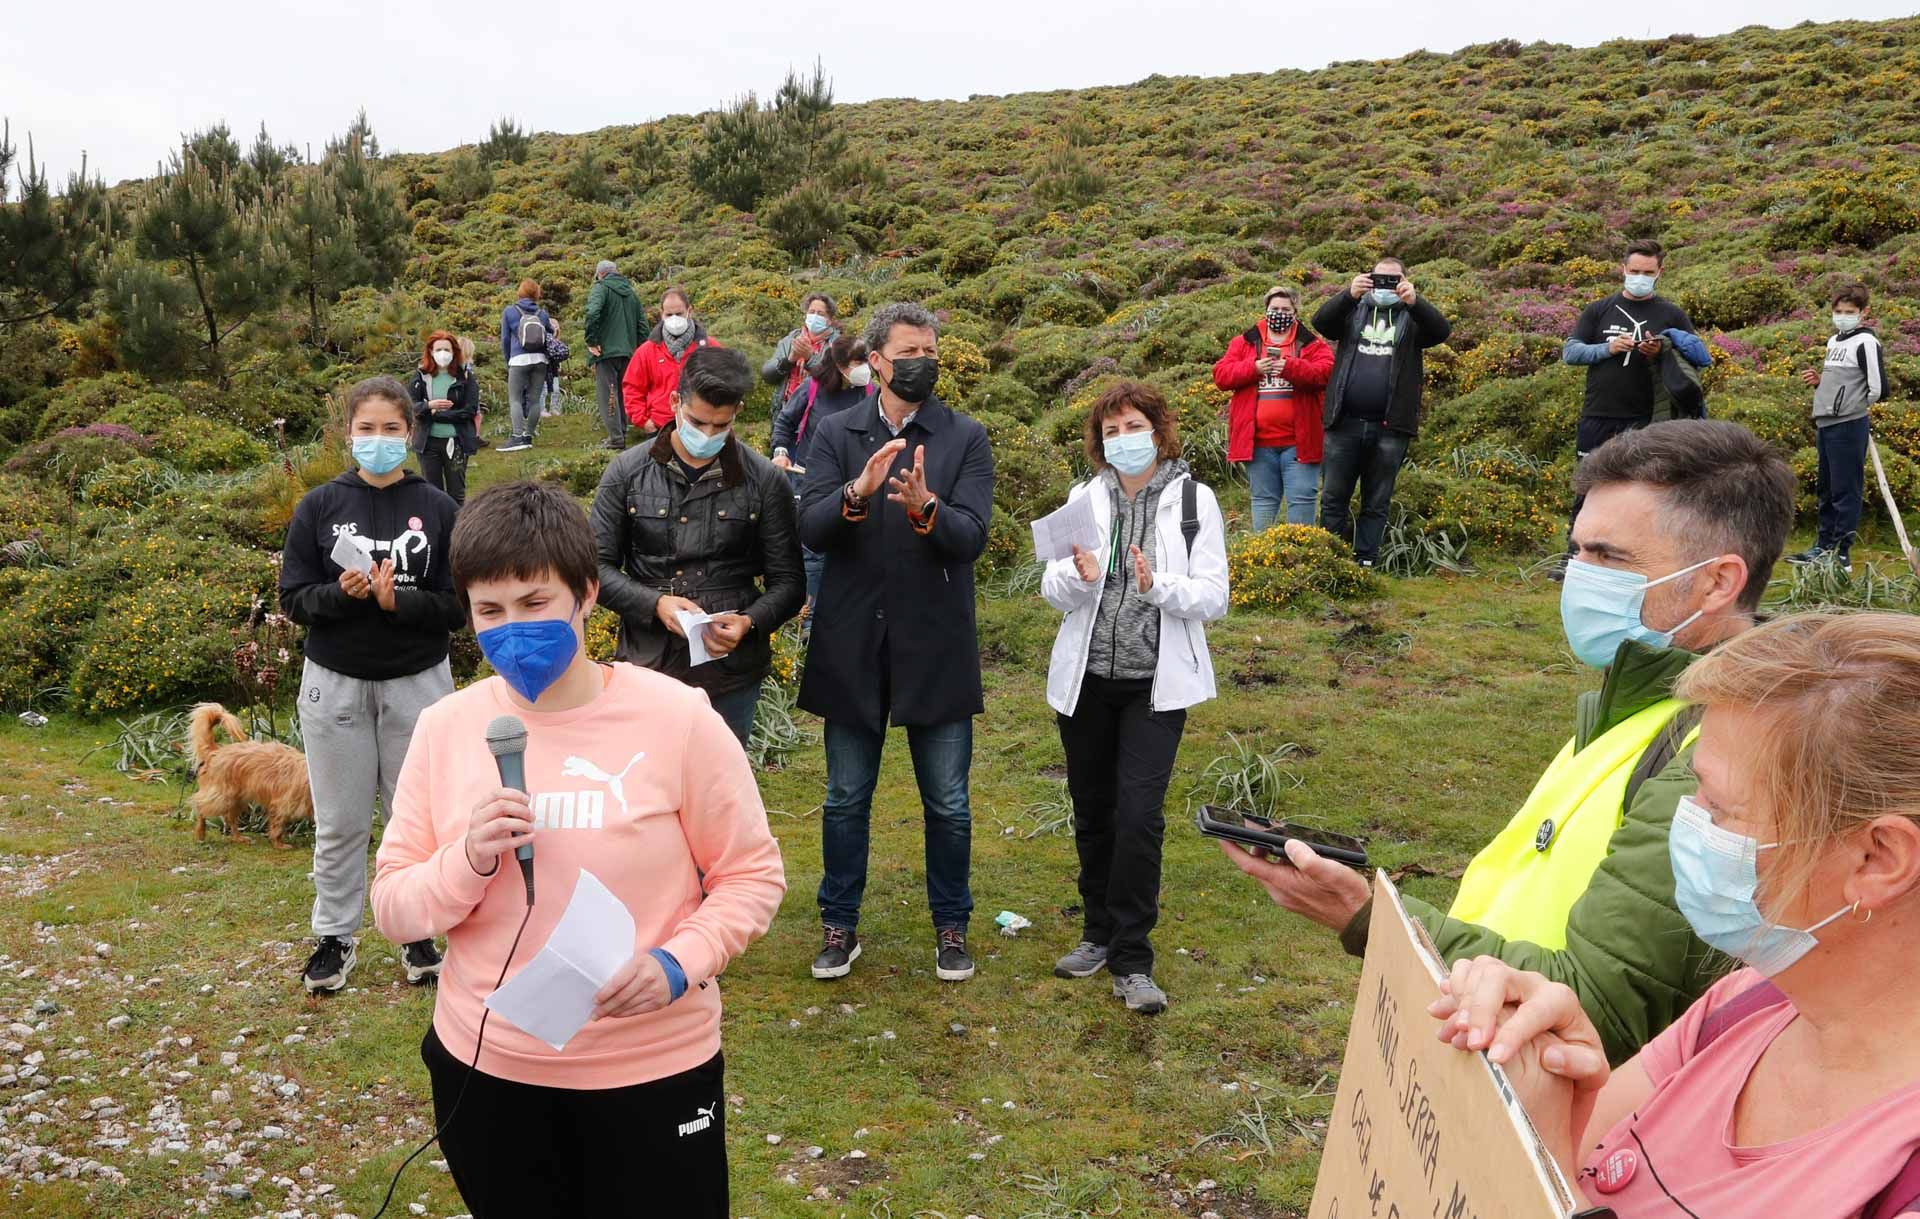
left=279, top=376, right=465, bottom=996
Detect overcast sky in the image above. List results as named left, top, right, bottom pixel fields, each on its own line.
left=6, top=1, right=1914, bottom=188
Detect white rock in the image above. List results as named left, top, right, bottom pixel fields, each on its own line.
left=261, top=1126, right=286, bottom=1140
left=846, top=1149, right=868, bottom=1160
left=765, top=1134, right=782, bottom=1145
left=105, top=1015, right=130, bottom=1032
left=410, top=1206, right=426, bottom=1216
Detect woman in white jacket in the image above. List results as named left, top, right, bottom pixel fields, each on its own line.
left=1040, top=381, right=1230, bottom=1014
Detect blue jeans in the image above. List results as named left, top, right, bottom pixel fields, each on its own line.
left=1246, top=444, right=1320, bottom=530
left=803, top=548, right=827, bottom=608
left=1815, top=416, right=1870, bottom=555
left=1319, top=416, right=1411, bottom=562
left=818, top=718, right=974, bottom=931
left=706, top=682, right=762, bottom=748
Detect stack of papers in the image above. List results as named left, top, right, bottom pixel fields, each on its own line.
left=1029, top=494, right=1102, bottom=564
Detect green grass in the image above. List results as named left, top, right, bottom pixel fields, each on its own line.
left=2, top=403, right=1900, bottom=1217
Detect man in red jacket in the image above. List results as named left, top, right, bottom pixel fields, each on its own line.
left=1212, top=287, right=1335, bottom=530
left=622, top=287, right=723, bottom=433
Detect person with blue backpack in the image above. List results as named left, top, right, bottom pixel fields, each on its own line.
left=498, top=278, right=555, bottom=453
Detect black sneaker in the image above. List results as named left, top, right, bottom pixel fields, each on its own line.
left=302, top=936, right=356, bottom=994
left=498, top=436, right=532, bottom=453
left=810, top=925, right=860, bottom=980
left=935, top=925, right=975, bottom=982
left=400, top=939, right=443, bottom=985
left=1786, top=548, right=1826, bottom=566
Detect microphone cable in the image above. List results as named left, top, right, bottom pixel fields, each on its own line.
left=369, top=877, right=535, bottom=1219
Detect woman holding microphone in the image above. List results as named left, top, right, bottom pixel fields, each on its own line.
left=1039, top=382, right=1229, bottom=1015
left=371, top=478, right=786, bottom=1218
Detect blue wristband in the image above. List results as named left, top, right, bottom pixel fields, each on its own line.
left=648, top=948, right=687, bottom=1002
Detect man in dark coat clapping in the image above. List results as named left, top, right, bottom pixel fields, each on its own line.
left=796, top=302, right=995, bottom=986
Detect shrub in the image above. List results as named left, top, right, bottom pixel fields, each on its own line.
left=985, top=416, right=1075, bottom=569
left=1392, top=451, right=1565, bottom=556
left=939, top=233, right=997, bottom=281
left=760, top=179, right=848, bottom=257
left=4, top=424, right=155, bottom=485
left=1023, top=287, right=1105, bottom=327
left=101, top=390, right=188, bottom=436
left=535, top=449, right=614, bottom=498
left=1422, top=366, right=1582, bottom=461
left=68, top=578, right=260, bottom=716
left=0, top=473, right=74, bottom=542
left=963, top=374, right=1040, bottom=422
left=1008, top=327, right=1092, bottom=396
left=151, top=417, right=270, bottom=472
left=31, top=372, right=154, bottom=438
left=1674, top=273, right=1799, bottom=332
left=1227, top=525, right=1382, bottom=612
left=81, top=456, right=175, bottom=512
left=934, top=335, right=990, bottom=405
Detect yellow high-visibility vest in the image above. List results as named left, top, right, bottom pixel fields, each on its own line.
left=1447, top=698, right=1697, bottom=950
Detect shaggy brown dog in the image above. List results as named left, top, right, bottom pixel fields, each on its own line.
left=187, top=703, right=313, bottom=849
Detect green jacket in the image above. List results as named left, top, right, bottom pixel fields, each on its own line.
left=583, top=273, right=643, bottom=364
left=1389, top=640, right=1732, bottom=1065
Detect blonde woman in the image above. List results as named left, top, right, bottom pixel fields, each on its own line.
left=1431, top=612, right=1920, bottom=1218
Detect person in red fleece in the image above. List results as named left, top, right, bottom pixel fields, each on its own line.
left=1213, top=286, right=1335, bottom=531
left=371, top=478, right=784, bottom=1219
left=622, top=286, right=723, bottom=433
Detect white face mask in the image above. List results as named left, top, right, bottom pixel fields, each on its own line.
left=663, top=314, right=690, bottom=338
left=432, top=348, right=454, bottom=368
left=845, top=364, right=872, bottom=388
left=1833, top=313, right=1862, bottom=333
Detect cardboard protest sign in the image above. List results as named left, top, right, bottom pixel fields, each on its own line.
left=1309, top=873, right=1577, bottom=1219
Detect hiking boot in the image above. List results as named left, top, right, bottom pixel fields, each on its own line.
left=400, top=939, right=443, bottom=985
left=1112, top=972, right=1168, bottom=1015
left=935, top=925, right=975, bottom=982
left=302, top=936, right=356, bottom=994
left=498, top=436, right=532, bottom=453
left=1053, top=940, right=1110, bottom=979
left=810, top=925, right=860, bottom=980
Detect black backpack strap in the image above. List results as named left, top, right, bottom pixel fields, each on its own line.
left=1623, top=703, right=1704, bottom=813
left=1181, top=478, right=1199, bottom=558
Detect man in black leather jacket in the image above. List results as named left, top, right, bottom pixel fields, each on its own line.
left=590, top=346, right=805, bottom=744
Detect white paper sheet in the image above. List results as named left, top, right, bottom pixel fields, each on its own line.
left=1029, top=494, right=1102, bottom=564
left=328, top=531, right=374, bottom=577
left=483, top=870, right=636, bottom=1051
left=674, top=609, right=718, bottom=666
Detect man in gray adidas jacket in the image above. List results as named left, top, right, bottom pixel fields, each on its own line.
left=1792, top=282, right=1887, bottom=573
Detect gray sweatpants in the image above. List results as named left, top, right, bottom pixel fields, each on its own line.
left=299, top=657, right=454, bottom=938
left=595, top=356, right=631, bottom=447
left=507, top=361, right=546, bottom=441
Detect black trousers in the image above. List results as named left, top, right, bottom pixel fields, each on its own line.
left=422, top=1027, right=728, bottom=1219
left=1566, top=415, right=1649, bottom=551
left=1056, top=674, right=1187, bottom=977
left=418, top=438, right=470, bottom=505
left=1815, top=416, right=1870, bottom=554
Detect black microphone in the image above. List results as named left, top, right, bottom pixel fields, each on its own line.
left=484, top=714, right=534, bottom=904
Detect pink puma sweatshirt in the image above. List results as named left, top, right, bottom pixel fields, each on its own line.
left=371, top=663, right=787, bottom=1089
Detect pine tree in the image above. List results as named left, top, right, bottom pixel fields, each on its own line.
left=237, top=123, right=299, bottom=206
left=115, top=150, right=285, bottom=386
left=479, top=117, right=530, bottom=166
left=0, top=121, right=114, bottom=326
left=322, top=113, right=407, bottom=285
left=688, top=93, right=778, bottom=211
left=441, top=151, right=494, bottom=206
left=284, top=172, right=367, bottom=345
left=564, top=146, right=612, bottom=204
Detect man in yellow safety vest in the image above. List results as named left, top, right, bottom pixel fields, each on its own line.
left=1224, top=420, right=1796, bottom=1064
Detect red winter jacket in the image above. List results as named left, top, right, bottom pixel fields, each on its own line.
left=621, top=324, right=723, bottom=428
left=1213, top=321, right=1335, bottom=464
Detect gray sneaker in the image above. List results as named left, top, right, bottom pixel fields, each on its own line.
left=1053, top=941, right=1110, bottom=979
left=1112, top=972, right=1167, bottom=1015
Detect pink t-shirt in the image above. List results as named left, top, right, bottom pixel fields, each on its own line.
left=1582, top=969, right=1920, bottom=1218
left=370, top=664, right=786, bottom=1090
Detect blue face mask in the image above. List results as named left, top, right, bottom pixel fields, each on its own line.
left=351, top=436, right=408, bottom=476
left=477, top=610, right=581, bottom=704
left=1670, top=796, right=1857, bottom=977
left=1369, top=288, right=1399, bottom=308
left=804, top=314, right=831, bottom=335
left=1559, top=556, right=1713, bottom=668
left=1624, top=273, right=1658, bottom=298
left=1832, top=312, right=1862, bottom=333
left=676, top=414, right=730, bottom=461
left=1103, top=430, right=1158, bottom=476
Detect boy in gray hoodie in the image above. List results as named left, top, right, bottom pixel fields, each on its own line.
left=1791, top=283, right=1887, bottom=573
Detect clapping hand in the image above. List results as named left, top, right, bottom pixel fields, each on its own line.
left=370, top=559, right=398, bottom=612
left=1070, top=544, right=1101, bottom=583
left=886, top=445, right=934, bottom=515
left=852, top=438, right=908, bottom=500
left=1129, top=544, right=1153, bottom=592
